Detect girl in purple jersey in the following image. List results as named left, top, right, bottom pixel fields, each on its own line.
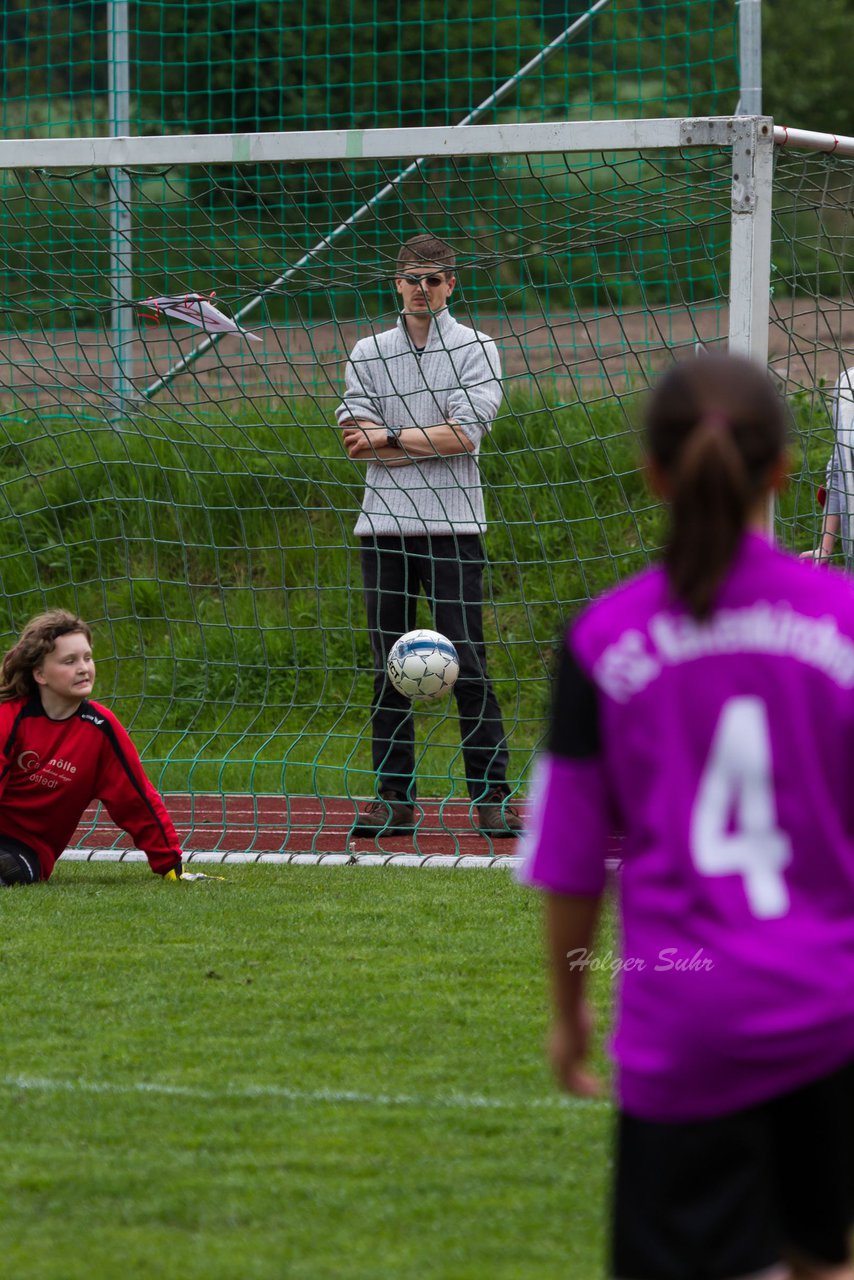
left=521, top=354, right=854, bottom=1280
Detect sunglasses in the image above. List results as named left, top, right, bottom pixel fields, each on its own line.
left=399, top=273, right=447, bottom=287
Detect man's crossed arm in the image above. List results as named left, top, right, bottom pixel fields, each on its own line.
left=340, top=418, right=475, bottom=465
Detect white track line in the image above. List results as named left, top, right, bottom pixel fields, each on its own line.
left=4, top=1073, right=609, bottom=1113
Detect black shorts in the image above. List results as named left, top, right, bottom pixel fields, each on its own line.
left=613, top=1059, right=854, bottom=1280
left=0, top=836, right=41, bottom=886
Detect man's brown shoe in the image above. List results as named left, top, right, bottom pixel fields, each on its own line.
left=351, top=791, right=416, bottom=838
left=478, top=790, right=522, bottom=839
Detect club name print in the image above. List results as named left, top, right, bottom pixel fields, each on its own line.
left=18, top=752, right=78, bottom=789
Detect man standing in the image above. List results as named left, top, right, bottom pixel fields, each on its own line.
left=337, top=233, right=520, bottom=839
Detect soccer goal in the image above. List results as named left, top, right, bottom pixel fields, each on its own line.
left=0, top=113, right=846, bottom=860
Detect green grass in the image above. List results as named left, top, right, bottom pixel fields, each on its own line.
left=0, top=864, right=614, bottom=1279
left=0, top=384, right=836, bottom=799
left=0, top=389, right=660, bottom=796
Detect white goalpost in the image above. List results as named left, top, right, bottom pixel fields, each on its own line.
left=0, top=113, right=849, bottom=864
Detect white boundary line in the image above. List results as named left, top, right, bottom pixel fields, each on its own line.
left=63, top=850, right=623, bottom=871
left=63, top=849, right=526, bottom=869
left=4, top=1072, right=609, bottom=1113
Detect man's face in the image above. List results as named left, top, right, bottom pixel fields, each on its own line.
left=395, top=262, right=456, bottom=315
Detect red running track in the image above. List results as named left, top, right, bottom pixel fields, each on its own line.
left=72, top=794, right=525, bottom=858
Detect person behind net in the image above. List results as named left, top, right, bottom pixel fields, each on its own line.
left=0, top=609, right=212, bottom=886
left=802, top=364, right=854, bottom=567
left=520, top=353, right=854, bottom=1280
left=337, top=232, right=520, bottom=839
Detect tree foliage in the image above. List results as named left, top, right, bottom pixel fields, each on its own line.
left=762, top=0, right=854, bottom=134
left=2, top=0, right=103, bottom=102
left=1, top=2, right=850, bottom=138
left=2, top=0, right=547, bottom=132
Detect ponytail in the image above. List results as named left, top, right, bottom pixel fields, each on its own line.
left=666, top=421, right=751, bottom=619
left=646, top=355, right=786, bottom=620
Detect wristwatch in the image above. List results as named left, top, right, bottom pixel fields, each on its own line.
left=386, top=426, right=402, bottom=449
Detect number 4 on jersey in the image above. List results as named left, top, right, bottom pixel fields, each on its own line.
left=690, top=696, right=792, bottom=920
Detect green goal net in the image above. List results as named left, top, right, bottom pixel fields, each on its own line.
left=2, top=1, right=739, bottom=139
left=770, top=138, right=854, bottom=568
left=0, top=116, right=795, bottom=857
left=0, top=0, right=752, bottom=857
left=1, top=1, right=745, bottom=416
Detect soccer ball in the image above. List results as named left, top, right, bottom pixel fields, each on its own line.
left=387, top=629, right=460, bottom=701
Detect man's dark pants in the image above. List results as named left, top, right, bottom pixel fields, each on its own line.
left=360, top=534, right=510, bottom=802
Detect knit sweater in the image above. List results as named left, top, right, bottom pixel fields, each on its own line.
left=336, top=308, right=502, bottom=536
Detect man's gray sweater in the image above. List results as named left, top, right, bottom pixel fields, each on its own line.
left=336, top=307, right=502, bottom=536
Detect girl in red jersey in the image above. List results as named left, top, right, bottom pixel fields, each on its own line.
left=0, top=609, right=198, bottom=885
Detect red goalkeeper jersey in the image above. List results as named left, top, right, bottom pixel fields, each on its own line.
left=0, top=695, right=183, bottom=879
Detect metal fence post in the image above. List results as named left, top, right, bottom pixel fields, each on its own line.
left=737, top=0, right=762, bottom=116
left=107, top=0, right=134, bottom=409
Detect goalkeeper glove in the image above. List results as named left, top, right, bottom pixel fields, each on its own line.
left=163, top=866, right=226, bottom=883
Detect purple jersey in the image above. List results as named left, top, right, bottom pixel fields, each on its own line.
left=520, top=533, right=854, bottom=1121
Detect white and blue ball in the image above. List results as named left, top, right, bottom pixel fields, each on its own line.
left=387, top=629, right=460, bottom=701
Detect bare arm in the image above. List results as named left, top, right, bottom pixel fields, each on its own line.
left=803, top=388, right=851, bottom=563
left=801, top=450, right=841, bottom=563
left=801, top=511, right=841, bottom=563
left=341, top=419, right=475, bottom=466
left=545, top=892, right=604, bottom=1098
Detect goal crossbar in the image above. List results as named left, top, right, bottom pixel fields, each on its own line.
left=14, top=116, right=852, bottom=172
left=0, top=115, right=771, bottom=170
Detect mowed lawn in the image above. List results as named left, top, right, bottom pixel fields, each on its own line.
left=0, top=865, right=615, bottom=1280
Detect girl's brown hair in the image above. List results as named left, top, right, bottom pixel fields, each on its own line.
left=0, top=610, right=92, bottom=702
left=646, top=353, right=787, bottom=620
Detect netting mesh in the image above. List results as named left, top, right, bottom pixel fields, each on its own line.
left=769, top=148, right=854, bottom=575
left=1, top=0, right=743, bottom=411
left=2, top=133, right=851, bottom=852
left=0, top=147, right=734, bottom=403
left=1, top=1, right=739, bottom=137
left=0, top=142, right=737, bottom=836
left=5, top=6, right=850, bottom=853
left=0, top=0, right=748, bottom=852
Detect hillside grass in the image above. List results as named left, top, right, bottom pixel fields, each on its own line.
left=0, top=385, right=834, bottom=795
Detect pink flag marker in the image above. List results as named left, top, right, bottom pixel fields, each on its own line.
left=137, top=293, right=261, bottom=342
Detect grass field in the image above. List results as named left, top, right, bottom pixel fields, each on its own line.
left=1, top=863, right=616, bottom=1280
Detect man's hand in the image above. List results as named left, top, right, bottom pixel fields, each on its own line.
left=164, top=867, right=226, bottom=883
left=341, top=420, right=387, bottom=458
left=548, top=1004, right=602, bottom=1099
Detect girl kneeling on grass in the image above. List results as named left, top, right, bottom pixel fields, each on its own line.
left=521, top=353, right=854, bottom=1280
left=0, top=609, right=203, bottom=886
